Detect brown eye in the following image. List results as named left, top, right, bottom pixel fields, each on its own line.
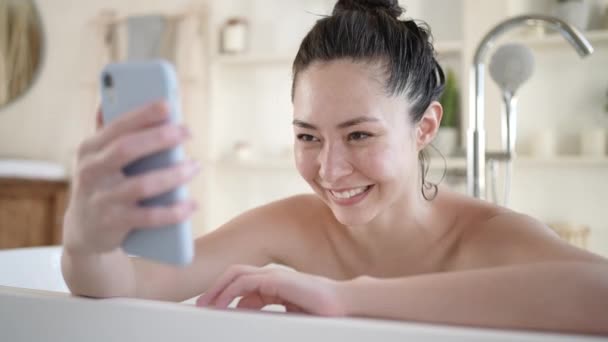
left=348, top=132, right=372, bottom=141
left=297, top=134, right=319, bottom=142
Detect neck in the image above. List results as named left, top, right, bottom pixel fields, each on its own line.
left=347, top=183, right=449, bottom=255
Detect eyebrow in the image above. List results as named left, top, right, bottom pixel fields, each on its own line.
left=292, top=116, right=380, bottom=130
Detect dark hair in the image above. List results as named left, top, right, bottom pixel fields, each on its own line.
left=291, top=0, right=446, bottom=200
left=292, top=0, right=445, bottom=121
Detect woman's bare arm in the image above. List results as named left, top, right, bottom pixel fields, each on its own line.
left=68, top=194, right=318, bottom=302
left=341, top=261, right=608, bottom=334
left=340, top=212, right=608, bottom=334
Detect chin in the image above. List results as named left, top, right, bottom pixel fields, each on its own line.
left=329, top=205, right=379, bottom=226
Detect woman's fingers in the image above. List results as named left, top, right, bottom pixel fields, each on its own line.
left=196, top=265, right=271, bottom=307
left=74, top=123, right=190, bottom=190
left=100, top=123, right=190, bottom=173
left=236, top=293, right=268, bottom=310
left=197, top=267, right=346, bottom=317
left=65, top=102, right=198, bottom=255
left=113, top=159, right=200, bottom=203
left=128, top=199, right=198, bottom=229
left=284, top=303, right=305, bottom=313
left=214, top=274, right=275, bottom=308
left=85, top=101, right=171, bottom=156
left=236, top=290, right=305, bottom=313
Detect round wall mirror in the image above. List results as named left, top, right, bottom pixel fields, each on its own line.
left=0, top=0, right=44, bottom=108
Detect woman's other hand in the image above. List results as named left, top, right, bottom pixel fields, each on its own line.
left=195, top=265, right=346, bottom=316
left=62, top=101, right=199, bottom=256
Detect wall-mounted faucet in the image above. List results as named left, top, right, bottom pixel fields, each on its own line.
left=467, top=15, right=594, bottom=199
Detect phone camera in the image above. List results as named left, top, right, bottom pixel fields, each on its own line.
left=102, top=73, right=113, bottom=89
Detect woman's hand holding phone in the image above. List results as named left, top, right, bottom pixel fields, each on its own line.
left=62, top=102, right=199, bottom=257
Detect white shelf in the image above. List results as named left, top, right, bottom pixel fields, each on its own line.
left=435, top=40, right=463, bottom=55
left=0, top=159, right=68, bottom=181
left=208, top=156, right=608, bottom=172
left=211, top=158, right=296, bottom=170
left=437, top=156, right=608, bottom=169
left=211, top=157, right=467, bottom=171
left=211, top=53, right=295, bottom=67
left=514, top=156, right=608, bottom=167
left=211, top=39, right=464, bottom=67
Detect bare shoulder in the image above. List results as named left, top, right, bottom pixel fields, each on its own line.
left=194, top=193, right=331, bottom=266
left=449, top=195, right=607, bottom=269
left=218, top=193, right=329, bottom=234
left=210, top=193, right=321, bottom=228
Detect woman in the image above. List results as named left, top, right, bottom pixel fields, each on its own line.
left=61, top=0, right=608, bottom=334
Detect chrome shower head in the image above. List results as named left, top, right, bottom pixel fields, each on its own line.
left=489, top=43, right=535, bottom=96
left=467, top=14, right=594, bottom=199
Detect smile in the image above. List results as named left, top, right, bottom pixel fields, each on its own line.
left=328, top=185, right=373, bottom=205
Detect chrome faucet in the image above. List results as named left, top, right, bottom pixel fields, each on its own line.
left=467, top=15, right=594, bottom=199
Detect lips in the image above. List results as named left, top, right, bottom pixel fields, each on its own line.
left=329, top=186, right=369, bottom=199
left=327, top=185, right=373, bottom=206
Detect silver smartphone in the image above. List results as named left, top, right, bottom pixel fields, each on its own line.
left=100, top=60, right=193, bottom=266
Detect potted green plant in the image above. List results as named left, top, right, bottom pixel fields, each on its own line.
left=434, top=68, right=460, bottom=156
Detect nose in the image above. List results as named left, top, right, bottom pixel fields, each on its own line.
left=318, top=142, right=353, bottom=184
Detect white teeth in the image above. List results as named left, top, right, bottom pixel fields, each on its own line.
left=330, top=186, right=368, bottom=199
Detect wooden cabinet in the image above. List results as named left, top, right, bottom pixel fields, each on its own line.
left=0, top=178, right=69, bottom=248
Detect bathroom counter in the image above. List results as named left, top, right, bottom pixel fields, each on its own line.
left=0, top=159, right=67, bottom=180
left=0, top=286, right=604, bottom=342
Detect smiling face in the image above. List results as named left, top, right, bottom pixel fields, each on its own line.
left=292, top=60, right=426, bottom=226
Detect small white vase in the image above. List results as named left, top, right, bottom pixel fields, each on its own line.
left=580, top=128, right=606, bottom=157
left=531, top=129, right=557, bottom=158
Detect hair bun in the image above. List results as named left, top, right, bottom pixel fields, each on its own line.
left=333, top=0, right=403, bottom=18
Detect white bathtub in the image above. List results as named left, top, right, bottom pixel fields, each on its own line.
left=0, top=246, right=67, bottom=292
left=0, top=246, right=603, bottom=341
